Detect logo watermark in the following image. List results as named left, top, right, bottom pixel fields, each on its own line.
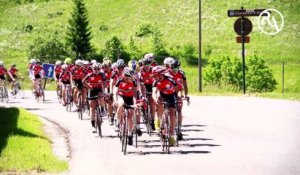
left=257, top=9, right=284, bottom=35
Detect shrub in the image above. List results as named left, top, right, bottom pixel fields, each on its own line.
left=102, top=36, right=130, bottom=63
left=136, top=24, right=155, bottom=37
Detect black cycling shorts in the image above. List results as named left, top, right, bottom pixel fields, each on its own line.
left=160, top=92, right=177, bottom=108
left=145, top=84, right=153, bottom=93
left=34, top=74, right=41, bottom=79
left=121, top=96, right=134, bottom=106
left=0, top=75, right=5, bottom=80
left=88, top=88, right=103, bottom=100
left=74, top=79, right=84, bottom=90
left=62, top=80, right=71, bottom=85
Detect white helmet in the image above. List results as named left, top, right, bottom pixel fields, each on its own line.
left=92, top=63, right=101, bottom=69
left=62, top=64, right=68, bottom=70
left=163, top=57, right=175, bottom=66
left=75, top=59, right=83, bottom=66
left=144, top=53, right=155, bottom=61
left=91, top=59, right=97, bottom=64
left=55, top=60, right=62, bottom=65
left=83, top=60, right=90, bottom=65
left=0, top=61, right=3, bottom=66
left=30, top=58, right=36, bottom=64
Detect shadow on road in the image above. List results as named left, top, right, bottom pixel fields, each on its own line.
left=24, top=107, right=40, bottom=111
left=127, top=150, right=211, bottom=155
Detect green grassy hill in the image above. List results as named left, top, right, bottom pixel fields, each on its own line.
left=0, top=0, right=299, bottom=98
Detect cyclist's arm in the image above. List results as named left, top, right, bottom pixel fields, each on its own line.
left=183, top=79, right=188, bottom=97
left=82, top=74, right=91, bottom=89
left=152, top=86, right=158, bottom=104
left=7, top=71, right=15, bottom=81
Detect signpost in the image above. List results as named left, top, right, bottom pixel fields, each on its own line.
left=42, top=63, right=55, bottom=79
left=228, top=7, right=265, bottom=94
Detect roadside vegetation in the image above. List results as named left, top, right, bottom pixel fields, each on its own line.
left=0, top=107, right=68, bottom=173
left=0, top=0, right=299, bottom=99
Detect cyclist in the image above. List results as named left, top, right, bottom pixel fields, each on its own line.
left=102, top=59, right=114, bottom=125
left=59, top=64, right=72, bottom=106
left=113, top=67, right=138, bottom=145
left=0, top=61, right=15, bottom=82
left=139, top=57, right=155, bottom=130
left=128, top=60, right=142, bottom=136
left=70, top=59, right=86, bottom=109
left=169, top=60, right=189, bottom=140
left=110, top=59, right=126, bottom=97
left=31, top=60, right=45, bottom=94
left=83, top=60, right=93, bottom=74
left=64, top=57, right=74, bottom=72
left=54, top=60, right=63, bottom=96
left=8, top=64, right=22, bottom=93
left=152, top=66, right=178, bottom=146
left=82, top=63, right=106, bottom=132
left=163, top=57, right=175, bottom=70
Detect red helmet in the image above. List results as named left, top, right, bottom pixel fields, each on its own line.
left=152, top=66, right=166, bottom=76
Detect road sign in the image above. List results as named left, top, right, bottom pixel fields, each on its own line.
left=228, top=9, right=268, bottom=17
left=234, top=17, right=252, bottom=36
left=236, top=36, right=250, bottom=43
left=42, top=63, right=55, bottom=78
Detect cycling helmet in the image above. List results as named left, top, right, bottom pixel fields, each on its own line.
left=91, top=59, right=97, bottom=64
left=128, top=60, right=139, bottom=72
left=138, top=58, right=144, bottom=67
left=112, top=62, right=117, bottom=69
left=116, top=59, right=126, bottom=68
left=83, top=60, right=90, bottom=65
left=152, top=66, right=166, bottom=76
left=171, top=59, right=180, bottom=68
left=144, top=53, right=155, bottom=61
left=75, top=59, right=83, bottom=66
left=62, top=64, right=68, bottom=70
left=55, top=60, right=62, bottom=65
left=103, top=56, right=110, bottom=61
left=92, top=63, right=101, bottom=69
left=30, top=58, right=36, bottom=64
left=36, top=59, right=41, bottom=64
left=143, top=57, right=152, bottom=65
left=103, top=59, right=112, bottom=67
left=163, top=57, right=175, bottom=66
left=0, top=61, right=3, bottom=66
left=64, top=57, right=72, bottom=64
left=124, top=67, right=135, bottom=77
left=11, top=64, right=16, bottom=67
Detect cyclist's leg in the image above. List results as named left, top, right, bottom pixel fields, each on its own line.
left=166, top=94, right=177, bottom=145
left=88, top=89, right=97, bottom=129
left=155, top=94, right=164, bottom=131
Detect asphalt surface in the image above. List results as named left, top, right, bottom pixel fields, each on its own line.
left=1, top=91, right=300, bottom=175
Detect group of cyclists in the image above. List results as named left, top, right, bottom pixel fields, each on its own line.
left=1, top=52, right=189, bottom=148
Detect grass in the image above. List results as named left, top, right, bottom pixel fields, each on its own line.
left=0, top=107, right=68, bottom=173
left=0, top=0, right=299, bottom=97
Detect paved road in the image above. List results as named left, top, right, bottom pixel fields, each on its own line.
left=1, top=91, right=300, bottom=175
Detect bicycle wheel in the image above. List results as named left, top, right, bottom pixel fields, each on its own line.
left=3, top=86, right=9, bottom=103
left=78, top=93, right=83, bottom=120
left=96, top=107, right=102, bottom=138
left=146, top=104, right=152, bottom=136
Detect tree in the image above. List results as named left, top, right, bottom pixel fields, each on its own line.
left=102, top=36, right=130, bottom=63
left=28, top=37, right=68, bottom=63
left=66, top=0, right=93, bottom=59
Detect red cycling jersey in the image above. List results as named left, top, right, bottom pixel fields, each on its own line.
left=153, top=75, right=177, bottom=95
left=85, top=72, right=106, bottom=89
left=169, top=70, right=186, bottom=91
left=71, top=66, right=86, bottom=80
left=67, top=64, right=75, bottom=72
left=0, top=67, right=7, bottom=76
left=9, top=67, right=18, bottom=76
left=32, top=64, right=43, bottom=75
left=84, top=66, right=93, bottom=74
left=139, top=68, right=154, bottom=85
left=59, top=71, right=71, bottom=82
left=115, top=77, right=137, bottom=97
left=54, top=65, right=62, bottom=76
left=111, top=69, right=123, bottom=85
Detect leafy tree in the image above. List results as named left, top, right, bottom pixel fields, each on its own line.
left=66, top=0, right=93, bottom=59
left=102, top=36, right=130, bottom=63
left=28, top=37, right=68, bottom=63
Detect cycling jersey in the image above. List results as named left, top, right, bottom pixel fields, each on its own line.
left=84, top=66, right=93, bottom=74
left=71, top=66, right=86, bottom=80
left=169, top=70, right=186, bottom=91
left=0, top=67, right=8, bottom=76
left=54, top=65, right=62, bottom=76
left=32, top=64, right=43, bottom=75
left=85, top=72, right=106, bottom=89
left=59, top=71, right=71, bottom=84
left=115, top=77, right=137, bottom=97
left=111, top=69, right=123, bottom=85
left=153, top=75, right=177, bottom=95
left=139, top=68, right=154, bottom=86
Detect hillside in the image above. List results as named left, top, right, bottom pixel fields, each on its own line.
left=0, top=0, right=299, bottom=97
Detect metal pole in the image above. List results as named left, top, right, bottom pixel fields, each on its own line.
left=282, top=61, right=285, bottom=94
left=241, top=6, right=246, bottom=94
left=198, top=0, right=202, bottom=92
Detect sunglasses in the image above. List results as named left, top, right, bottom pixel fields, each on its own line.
left=93, top=68, right=100, bottom=70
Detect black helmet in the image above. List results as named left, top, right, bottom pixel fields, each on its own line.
left=171, top=60, right=180, bottom=68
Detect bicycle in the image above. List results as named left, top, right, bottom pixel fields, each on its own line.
left=119, top=103, right=136, bottom=155
left=56, top=83, right=62, bottom=102
left=158, top=101, right=173, bottom=154
left=63, top=84, right=73, bottom=112
left=0, top=79, right=9, bottom=102
left=175, top=97, right=190, bottom=147
left=11, top=78, right=25, bottom=99
left=94, top=93, right=107, bottom=138
left=143, top=91, right=153, bottom=136
left=33, top=79, right=44, bottom=102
